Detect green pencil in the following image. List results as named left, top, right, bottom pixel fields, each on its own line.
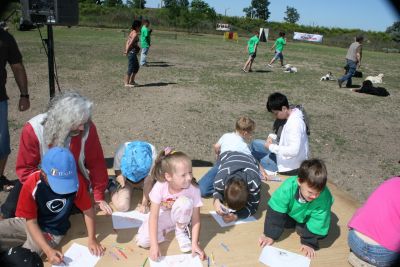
left=142, top=257, right=148, bottom=267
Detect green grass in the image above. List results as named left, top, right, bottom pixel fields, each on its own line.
left=8, top=26, right=400, bottom=201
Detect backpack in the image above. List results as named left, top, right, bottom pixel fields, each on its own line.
left=0, top=246, right=43, bottom=267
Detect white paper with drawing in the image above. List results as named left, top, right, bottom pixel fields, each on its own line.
left=209, top=211, right=256, bottom=227
left=52, top=243, right=101, bottom=267
left=259, top=246, right=310, bottom=267
left=149, top=254, right=202, bottom=267
left=112, top=210, right=148, bottom=229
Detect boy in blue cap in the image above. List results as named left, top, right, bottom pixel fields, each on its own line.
left=0, top=147, right=104, bottom=265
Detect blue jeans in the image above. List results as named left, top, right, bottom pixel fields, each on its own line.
left=348, top=229, right=400, bottom=267
left=250, top=139, right=278, bottom=172
left=0, top=100, right=10, bottom=158
left=198, top=163, right=219, bottom=197
left=140, top=47, right=149, bottom=66
left=339, top=59, right=357, bottom=87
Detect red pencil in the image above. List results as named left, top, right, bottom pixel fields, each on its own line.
left=115, top=248, right=128, bottom=259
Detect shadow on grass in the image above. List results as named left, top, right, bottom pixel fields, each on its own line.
left=139, top=82, right=177, bottom=87
left=254, top=70, right=273, bottom=73
left=146, top=63, right=174, bottom=67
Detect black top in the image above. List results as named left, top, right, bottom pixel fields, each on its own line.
left=0, top=29, right=22, bottom=101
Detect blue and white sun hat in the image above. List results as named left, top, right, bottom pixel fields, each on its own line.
left=41, top=147, right=79, bottom=194
left=120, top=141, right=156, bottom=183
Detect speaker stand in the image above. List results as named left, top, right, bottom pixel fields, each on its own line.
left=45, top=24, right=56, bottom=99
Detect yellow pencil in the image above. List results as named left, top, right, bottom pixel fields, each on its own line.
left=211, top=252, right=215, bottom=264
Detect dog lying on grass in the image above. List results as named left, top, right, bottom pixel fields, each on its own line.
left=283, top=64, right=297, bottom=73
left=320, top=72, right=335, bottom=81
left=365, top=73, right=384, bottom=84
left=352, top=80, right=389, bottom=97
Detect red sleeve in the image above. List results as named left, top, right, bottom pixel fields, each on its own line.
left=74, top=175, right=93, bottom=212
left=84, top=122, right=108, bottom=202
left=16, top=123, right=41, bottom=183
left=15, top=173, right=39, bottom=219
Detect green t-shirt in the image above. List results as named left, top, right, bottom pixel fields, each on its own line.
left=247, top=35, right=259, bottom=54
left=275, top=37, right=286, bottom=52
left=268, top=176, right=333, bottom=236
left=140, top=26, right=151, bottom=48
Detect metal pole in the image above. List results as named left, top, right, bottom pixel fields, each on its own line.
left=47, top=24, right=55, bottom=99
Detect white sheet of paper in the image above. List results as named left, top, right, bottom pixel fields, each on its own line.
left=259, top=246, right=310, bottom=267
left=209, top=211, right=257, bottom=227
left=52, top=243, right=101, bottom=267
left=149, top=254, right=202, bottom=267
left=112, top=210, right=148, bottom=229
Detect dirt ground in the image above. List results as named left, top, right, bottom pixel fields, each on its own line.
left=1, top=28, right=399, bottom=209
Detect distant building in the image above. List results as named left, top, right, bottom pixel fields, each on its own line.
left=216, top=23, right=231, bottom=32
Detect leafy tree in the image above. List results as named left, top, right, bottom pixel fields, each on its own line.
left=103, top=0, right=122, bottom=7
left=130, top=0, right=146, bottom=9
left=243, top=0, right=270, bottom=20
left=190, top=0, right=216, bottom=19
left=284, top=6, right=299, bottom=24
left=386, top=21, right=400, bottom=42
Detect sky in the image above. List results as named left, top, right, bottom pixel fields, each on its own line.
left=143, top=0, right=399, bottom=32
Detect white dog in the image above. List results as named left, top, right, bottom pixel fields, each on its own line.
left=320, top=72, right=335, bottom=81
left=365, top=73, right=384, bottom=84
left=283, top=64, right=297, bottom=73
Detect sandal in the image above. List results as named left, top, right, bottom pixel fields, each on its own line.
left=0, top=175, right=16, bottom=192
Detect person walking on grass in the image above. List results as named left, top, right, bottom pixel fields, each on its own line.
left=242, top=31, right=259, bottom=73
left=124, top=20, right=142, bottom=87
left=267, top=32, right=286, bottom=68
left=338, top=35, right=363, bottom=88
left=140, top=19, right=152, bottom=67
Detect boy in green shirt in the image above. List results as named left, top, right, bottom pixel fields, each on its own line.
left=259, top=159, right=333, bottom=258
left=242, top=31, right=259, bottom=73
left=267, top=31, right=286, bottom=67
left=140, top=19, right=151, bottom=66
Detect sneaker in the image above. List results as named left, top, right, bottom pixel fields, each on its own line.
left=175, top=226, right=191, bottom=253
left=267, top=64, right=273, bottom=68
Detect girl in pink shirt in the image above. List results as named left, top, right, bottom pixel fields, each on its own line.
left=348, top=177, right=400, bottom=267
left=135, top=148, right=206, bottom=261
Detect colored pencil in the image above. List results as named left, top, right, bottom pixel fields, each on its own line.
left=142, top=257, right=148, bottom=267
left=115, top=248, right=128, bottom=259
left=109, top=251, right=120, bottom=261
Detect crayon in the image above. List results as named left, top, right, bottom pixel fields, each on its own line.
left=207, top=256, right=210, bottom=267
left=109, top=251, right=120, bottom=261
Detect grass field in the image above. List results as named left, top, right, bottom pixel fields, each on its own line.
left=4, top=26, right=400, bottom=203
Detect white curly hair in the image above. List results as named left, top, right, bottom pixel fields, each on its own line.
left=43, top=91, right=93, bottom=147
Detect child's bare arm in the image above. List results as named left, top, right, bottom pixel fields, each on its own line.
left=137, top=175, right=154, bottom=213
left=83, top=207, right=105, bottom=256
left=149, top=202, right=161, bottom=261
left=191, top=207, right=206, bottom=260
left=213, top=143, right=221, bottom=158
left=26, top=218, right=64, bottom=265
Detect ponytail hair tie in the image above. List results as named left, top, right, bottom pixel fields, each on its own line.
left=164, top=147, right=176, bottom=156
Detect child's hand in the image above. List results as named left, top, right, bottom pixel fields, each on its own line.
left=116, top=175, right=126, bottom=188
left=300, top=244, right=316, bottom=258
left=136, top=203, right=150, bottom=213
left=213, top=199, right=224, bottom=216
left=88, top=238, right=105, bottom=256
left=264, top=138, right=273, bottom=149
left=45, top=248, right=64, bottom=265
left=258, top=234, right=274, bottom=247
left=150, top=245, right=161, bottom=261
left=191, top=243, right=206, bottom=261
left=222, top=213, right=237, bottom=223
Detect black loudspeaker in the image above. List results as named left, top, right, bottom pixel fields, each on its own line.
left=20, top=0, right=79, bottom=26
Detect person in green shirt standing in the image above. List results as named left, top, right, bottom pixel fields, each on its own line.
left=267, top=31, right=286, bottom=67
left=242, top=31, right=260, bottom=73
left=258, top=159, right=333, bottom=259
left=140, top=19, right=151, bottom=66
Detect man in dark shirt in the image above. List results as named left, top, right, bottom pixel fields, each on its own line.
left=0, top=28, right=30, bottom=191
